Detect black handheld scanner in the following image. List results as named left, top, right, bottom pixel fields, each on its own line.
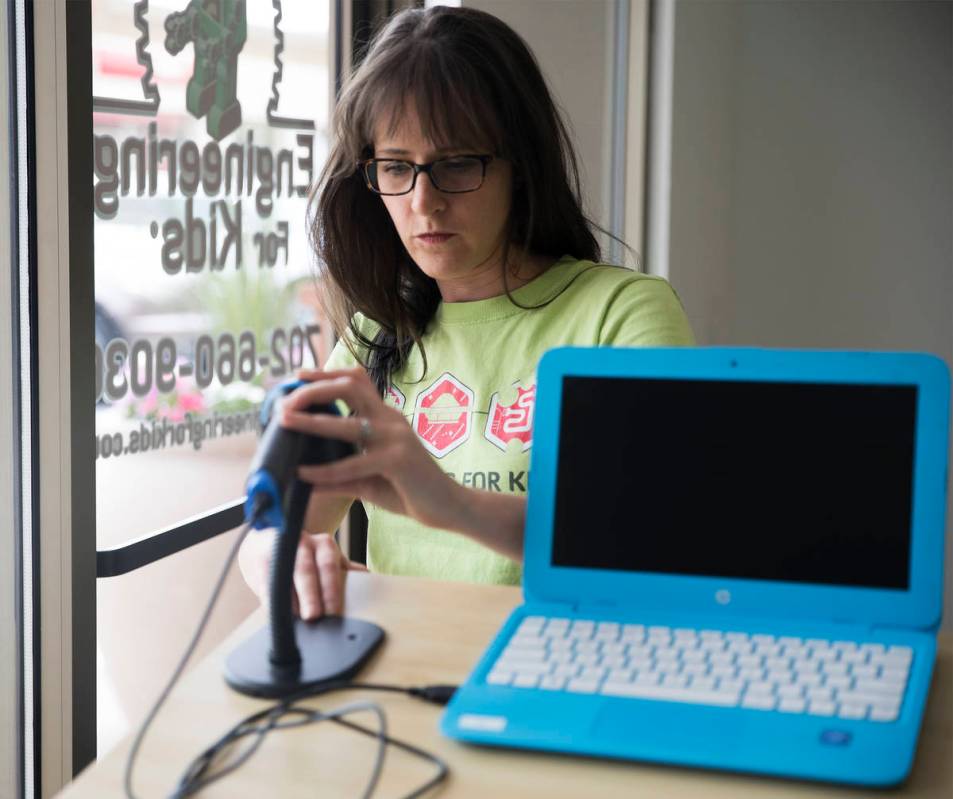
left=244, top=379, right=356, bottom=530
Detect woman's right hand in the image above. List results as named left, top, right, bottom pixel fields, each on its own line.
left=238, top=529, right=366, bottom=620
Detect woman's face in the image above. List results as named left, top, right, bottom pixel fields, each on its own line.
left=373, top=107, right=514, bottom=297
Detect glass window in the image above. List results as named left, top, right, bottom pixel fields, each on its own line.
left=91, top=0, right=335, bottom=752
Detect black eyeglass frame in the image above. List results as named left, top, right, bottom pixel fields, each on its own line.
left=358, top=154, right=495, bottom=196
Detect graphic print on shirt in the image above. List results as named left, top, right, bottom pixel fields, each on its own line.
left=413, top=372, right=474, bottom=458
left=484, top=380, right=536, bottom=452
left=385, top=384, right=406, bottom=410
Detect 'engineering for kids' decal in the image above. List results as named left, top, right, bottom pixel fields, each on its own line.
left=413, top=373, right=474, bottom=457
left=484, top=382, right=535, bottom=452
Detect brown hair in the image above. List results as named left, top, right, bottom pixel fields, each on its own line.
left=309, top=5, right=600, bottom=395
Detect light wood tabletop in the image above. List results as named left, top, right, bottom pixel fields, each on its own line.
left=61, top=572, right=953, bottom=798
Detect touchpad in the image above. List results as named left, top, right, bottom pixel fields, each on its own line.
left=590, top=699, right=746, bottom=754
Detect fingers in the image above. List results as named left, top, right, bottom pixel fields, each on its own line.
left=298, top=446, right=395, bottom=487
left=293, top=536, right=324, bottom=620
left=314, top=534, right=346, bottom=615
left=284, top=369, right=380, bottom=418
left=293, top=534, right=347, bottom=620
left=280, top=407, right=365, bottom=443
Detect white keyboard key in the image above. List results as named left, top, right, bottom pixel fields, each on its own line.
left=752, top=634, right=775, bottom=644
left=869, top=705, right=899, bottom=722
left=854, top=678, right=904, bottom=697
left=501, top=647, right=546, bottom=661
left=519, top=616, right=546, bottom=630
left=601, top=681, right=740, bottom=707
left=661, top=674, right=689, bottom=688
left=841, top=651, right=868, bottom=665
left=552, top=664, right=579, bottom=678
left=682, top=649, right=707, bottom=663
left=859, top=643, right=885, bottom=655
left=579, top=666, right=607, bottom=682
left=746, top=680, right=775, bottom=695
left=726, top=641, right=753, bottom=655
left=602, top=654, right=627, bottom=668
left=608, top=668, right=635, bottom=683
left=575, top=653, right=600, bottom=666
left=795, top=673, right=823, bottom=688
left=700, top=630, right=724, bottom=640
left=681, top=663, right=708, bottom=677
left=779, top=698, right=807, bottom=714
left=725, top=632, right=749, bottom=642
left=486, top=671, right=513, bottom=685
left=850, top=664, right=877, bottom=679
left=778, top=636, right=803, bottom=647
left=808, top=700, right=836, bottom=716
left=833, top=640, right=858, bottom=651
left=710, top=666, right=737, bottom=679
left=886, top=645, right=913, bottom=660
left=806, top=686, right=834, bottom=702
left=822, top=661, right=848, bottom=676
left=498, top=661, right=549, bottom=676
left=738, top=667, right=766, bottom=682
left=567, top=678, right=600, bottom=694
left=824, top=675, right=851, bottom=689
left=690, top=676, right=717, bottom=691
left=838, top=703, right=868, bottom=720
left=777, top=684, right=803, bottom=699
left=838, top=690, right=898, bottom=707
left=513, top=673, right=540, bottom=688
left=717, top=679, right=744, bottom=694
left=793, top=658, right=819, bottom=673
left=880, top=667, right=910, bottom=684
left=737, top=655, right=762, bottom=668
left=813, top=649, right=839, bottom=662
left=742, top=694, right=777, bottom=710
left=539, top=675, right=567, bottom=691
left=634, top=672, right=660, bottom=686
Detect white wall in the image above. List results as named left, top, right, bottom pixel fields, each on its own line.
left=666, top=0, right=953, bottom=627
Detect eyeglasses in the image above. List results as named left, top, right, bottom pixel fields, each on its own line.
left=359, top=155, right=494, bottom=196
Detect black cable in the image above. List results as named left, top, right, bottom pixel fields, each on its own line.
left=122, top=494, right=454, bottom=799
left=171, top=681, right=453, bottom=798
left=123, top=498, right=265, bottom=799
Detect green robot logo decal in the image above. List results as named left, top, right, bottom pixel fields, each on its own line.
left=165, top=0, right=247, bottom=141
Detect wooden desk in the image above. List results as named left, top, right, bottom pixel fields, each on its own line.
left=61, top=573, right=953, bottom=798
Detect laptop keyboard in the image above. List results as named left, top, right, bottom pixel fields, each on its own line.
left=486, top=617, right=912, bottom=722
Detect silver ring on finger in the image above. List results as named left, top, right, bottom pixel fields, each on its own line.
left=357, top=416, right=373, bottom=454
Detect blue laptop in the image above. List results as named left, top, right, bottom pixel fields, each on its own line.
left=441, top=347, right=950, bottom=786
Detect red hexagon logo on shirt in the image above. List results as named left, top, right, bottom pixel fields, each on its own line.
left=413, top=372, right=474, bottom=458
left=484, top=381, right=536, bottom=452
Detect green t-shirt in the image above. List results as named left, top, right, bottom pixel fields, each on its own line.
left=323, top=255, right=694, bottom=585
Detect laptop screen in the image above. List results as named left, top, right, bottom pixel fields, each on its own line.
left=551, top=376, right=917, bottom=590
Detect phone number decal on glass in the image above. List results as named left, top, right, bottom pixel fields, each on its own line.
left=95, top=326, right=321, bottom=402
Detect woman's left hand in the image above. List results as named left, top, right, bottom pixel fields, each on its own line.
left=279, top=366, right=465, bottom=532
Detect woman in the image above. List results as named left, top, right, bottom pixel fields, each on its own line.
left=238, top=5, right=694, bottom=618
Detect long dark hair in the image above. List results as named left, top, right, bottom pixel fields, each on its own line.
left=309, top=5, right=600, bottom=395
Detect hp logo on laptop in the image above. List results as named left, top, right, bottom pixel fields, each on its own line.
left=715, top=589, right=731, bottom=605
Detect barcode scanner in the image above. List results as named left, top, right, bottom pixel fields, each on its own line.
left=226, top=378, right=385, bottom=698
